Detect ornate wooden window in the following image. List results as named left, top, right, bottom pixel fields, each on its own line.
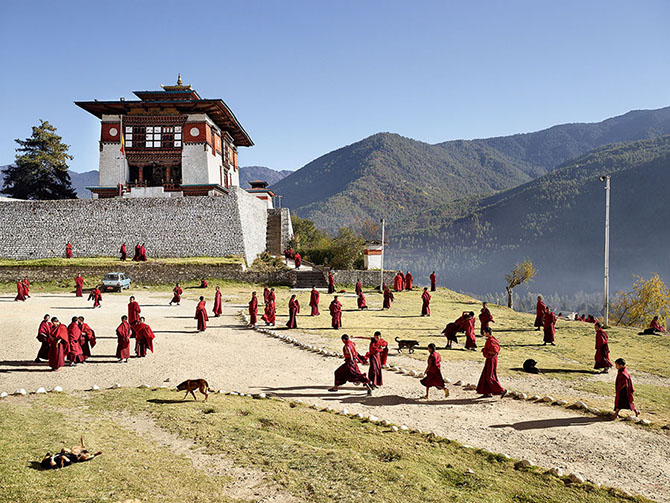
left=125, top=125, right=182, bottom=150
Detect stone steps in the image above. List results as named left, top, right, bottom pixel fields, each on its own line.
left=265, top=213, right=283, bottom=255
left=294, top=270, right=328, bottom=289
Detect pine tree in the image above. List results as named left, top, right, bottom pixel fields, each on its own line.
left=2, top=120, right=77, bottom=200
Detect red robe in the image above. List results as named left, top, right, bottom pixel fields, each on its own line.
left=139, top=245, right=147, bottom=261
left=615, top=368, right=635, bottom=411
left=294, top=253, right=302, bottom=268
left=420, top=351, right=446, bottom=389
left=200, top=279, right=208, bottom=288
left=65, top=243, right=73, bottom=258
left=543, top=312, right=557, bottom=343
left=48, top=324, right=68, bottom=370
left=309, top=288, right=320, bottom=316
left=92, top=288, right=102, bottom=308
left=334, top=340, right=369, bottom=386
left=67, top=321, right=85, bottom=363
left=286, top=298, right=300, bottom=328
left=36, top=320, right=52, bottom=360
left=328, top=274, right=335, bottom=294
left=268, top=290, right=276, bottom=303
left=213, top=290, right=223, bottom=317
left=135, top=322, right=155, bottom=357
left=128, top=301, right=141, bottom=325
left=366, top=338, right=388, bottom=386
left=74, top=276, right=84, bottom=297
left=594, top=328, right=613, bottom=369
left=171, top=286, right=183, bottom=304
left=405, top=272, right=413, bottom=290
left=120, top=243, right=127, bottom=261
left=442, top=315, right=466, bottom=343
left=262, top=300, right=276, bottom=325
left=22, top=279, right=30, bottom=297
left=650, top=319, right=666, bottom=332
left=195, top=300, right=208, bottom=331
left=429, top=272, right=436, bottom=291
left=329, top=300, right=342, bottom=329
left=393, top=273, right=404, bottom=292
left=15, top=281, right=26, bottom=301
left=248, top=295, right=258, bottom=324
left=464, top=317, right=477, bottom=349
left=421, top=291, right=431, bottom=316
left=79, top=322, right=96, bottom=359
left=263, top=287, right=270, bottom=304
left=357, top=292, right=367, bottom=309
left=383, top=288, right=394, bottom=309
left=479, top=307, right=494, bottom=335
left=115, top=320, right=132, bottom=359
left=534, top=299, right=546, bottom=328
left=355, top=280, right=362, bottom=296
left=476, top=336, right=505, bottom=395
left=133, top=244, right=141, bottom=261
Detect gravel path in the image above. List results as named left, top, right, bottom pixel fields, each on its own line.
left=1, top=293, right=668, bottom=502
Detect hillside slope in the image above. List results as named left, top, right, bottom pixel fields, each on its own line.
left=389, top=135, right=670, bottom=295
left=0, top=165, right=96, bottom=199
left=239, top=165, right=291, bottom=189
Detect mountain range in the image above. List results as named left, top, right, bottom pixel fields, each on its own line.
left=0, top=165, right=97, bottom=198
left=238, top=165, right=291, bottom=189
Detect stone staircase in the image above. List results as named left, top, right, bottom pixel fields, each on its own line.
left=294, top=269, right=328, bottom=289
left=265, top=212, right=283, bottom=256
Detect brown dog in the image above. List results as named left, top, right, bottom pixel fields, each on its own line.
left=40, top=438, right=102, bottom=469
left=177, top=379, right=213, bottom=401
left=395, top=337, right=420, bottom=354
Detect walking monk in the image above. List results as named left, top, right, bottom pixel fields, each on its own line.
left=355, top=279, right=362, bottom=296
left=421, top=287, right=431, bottom=316
left=170, top=283, right=182, bottom=306
left=65, top=242, right=73, bottom=258
left=195, top=296, right=208, bottom=331
left=430, top=271, right=437, bottom=291
left=329, top=334, right=373, bottom=395
left=594, top=322, right=613, bottom=373
left=78, top=316, right=96, bottom=359
left=357, top=291, right=368, bottom=310
left=74, top=274, right=84, bottom=297
left=67, top=316, right=85, bottom=366
left=420, top=343, right=449, bottom=399
left=36, top=314, right=52, bottom=362
left=92, top=285, right=102, bottom=308
left=128, top=296, right=141, bottom=325
left=405, top=271, right=413, bottom=290
left=294, top=252, right=302, bottom=268
left=478, top=302, right=494, bottom=335
left=248, top=291, right=258, bottom=326
left=262, top=297, right=276, bottom=326
left=135, top=317, right=155, bottom=357
left=534, top=295, right=546, bottom=331
left=287, top=294, right=300, bottom=329
left=15, top=280, right=26, bottom=301
left=329, top=296, right=343, bottom=329
left=213, top=286, right=223, bottom=317
left=133, top=243, right=141, bottom=261
left=614, top=358, right=639, bottom=419
left=463, top=311, right=477, bottom=350
left=115, top=315, right=131, bottom=363
left=383, top=286, right=394, bottom=310
left=120, top=243, right=127, bottom=261
left=48, top=317, right=68, bottom=371
left=263, top=287, right=270, bottom=304
left=543, top=307, right=557, bottom=346
left=328, top=272, right=335, bottom=294
left=309, top=286, right=320, bottom=316
left=393, top=271, right=404, bottom=292
left=366, top=331, right=388, bottom=388
left=22, top=277, right=30, bottom=297
left=476, top=327, right=507, bottom=398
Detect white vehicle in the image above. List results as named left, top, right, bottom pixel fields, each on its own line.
left=101, top=272, right=131, bottom=292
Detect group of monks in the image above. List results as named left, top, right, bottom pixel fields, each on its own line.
left=35, top=314, right=97, bottom=370
left=63, top=242, right=147, bottom=261
left=168, top=283, right=223, bottom=332
left=14, top=277, right=30, bottom=301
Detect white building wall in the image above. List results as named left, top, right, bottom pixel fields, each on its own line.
left=182, top=144, right=209, bottom=185
left=99, top=144, right=124, bottom=186
left=230, top=164, right=240, bottom=187
left=205, top=145, right=221, bottom=185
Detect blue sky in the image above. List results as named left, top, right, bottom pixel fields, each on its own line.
left=1, top=0, right=668, bottom=173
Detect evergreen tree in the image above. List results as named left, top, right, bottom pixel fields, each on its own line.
left=2, top=120, right=77, bottom=199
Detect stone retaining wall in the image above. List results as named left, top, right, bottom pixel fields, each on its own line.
left=331, top=270, right=397, bottom=287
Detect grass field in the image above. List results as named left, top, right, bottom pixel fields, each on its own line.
left=0, top=388, right=649, bottom=503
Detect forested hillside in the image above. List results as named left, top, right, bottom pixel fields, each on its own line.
left=239, top=165, right=291, bottom=189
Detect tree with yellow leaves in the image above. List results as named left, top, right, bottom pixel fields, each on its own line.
left=611, top=274, right=670, bottom=328
left=505, top=260, right=537, bottom=310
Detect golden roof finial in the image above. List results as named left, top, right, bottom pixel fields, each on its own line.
left=177, top=73, right=182, bottom=85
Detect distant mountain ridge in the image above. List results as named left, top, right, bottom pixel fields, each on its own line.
left=239, top=165, right=292, bottom=189
left=0, top=165, right=97, bottom=199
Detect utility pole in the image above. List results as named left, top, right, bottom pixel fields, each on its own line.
left=380, top=218, right=385, bottom=292
left=600, top=175, right=611, bottom=326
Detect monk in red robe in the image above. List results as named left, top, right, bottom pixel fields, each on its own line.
left=48, top=318, right=68, bottom=371
left=327, top=273, right=335, bottom=294
left=393, top=271, right=404, bottom=292
left=329, top=296, right=342, bottom=329
left=329, top=334, right=372, bottom=395
left=383, top=286, right=394, bottom=309
left=286, top=295, right=300, bottom=328
left=534, top=296, right=546, bottom=330
left=78, top=316, right=96, bottom=359
left=357, top=291, right=368, bottom=310
left=120, top=243, right=127, bottom=261
left=294, top=252, right=302, bottom=268
left=650, top=316, right=666, bottom=332
left=613, top=358, right=639, bottom=418
left=429, top=271, right=436, bottom=291
left=263, top=287, right=270, bottom=304
left=463, top=312, right=477, bottom=350
left=128, top=296, right=141, bottom=325
left=268, top=288, right=276, bottom=304
left=195, top=296, right=208, bottom=331
left=365, top=331, right=388, bottom=387
left=476, top=327, right=507, bottom=398
left=65, top=242, right=73, bottom=258
left=67, top=316, right=85, bottom=365
left=478, top=302, right=494, bottom=335
left=139, top=243, right=147, bottom=261
left=133, top=243, right=141, bottom=261
left=355, top=279, right=362, bottom=296
left=420, top=343, right=449, bottom=399
left=405, top=271, right=413, bottom=291
left=309, top=286, right=320, bottom=316
left=213, top=286, right=223, bottom=317
left=543, top=307, right=557, bottom=345
left=36, top=314, right=52, bottom=362
left=116, top=315, right=131, bottom=363
left=22, top=277, right=30, bottom=297
left=248, top=292, right=258, bottom=326
left=594, top=322, right=613, bottom=373
left=421, top=287, right=431, bottom=316
left=135, top=317, right=155, bottom=357
left=442, top=312, right=470, bottom=349
left=92, top=286, right=102, bottom=308
left=262, top=299, right=276, bottom=326
left=14, top=280, right=26, bottom=301
left=74, top=274, right=84, bottom=297
left=170, top=283, right=182, bottom=305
